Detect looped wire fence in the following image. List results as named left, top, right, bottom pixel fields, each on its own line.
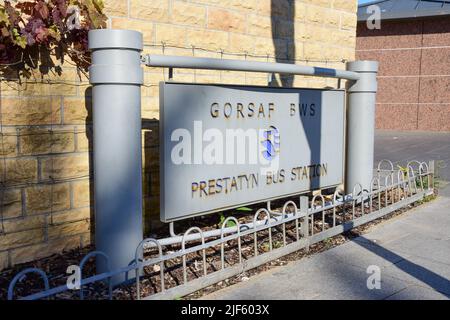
left=6, top=159, right=435, bottom=300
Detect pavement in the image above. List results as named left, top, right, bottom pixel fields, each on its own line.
left=201, top=130, right=450, bottom=300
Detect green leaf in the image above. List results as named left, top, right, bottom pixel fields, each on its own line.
left=14, top=36, right=27, bottom=49
left=236, top=207, right=252, bottom=212
left=226, top=220, right=236, bottom=228
left=0, top=10, right=10, bottom=26
left=48, top=25, right=61, bottom=41
left=84, top=0, right=107, bottom=29
left=92, top=0, right=105, bottom=12
left=11, top=28, right=26, bottom=49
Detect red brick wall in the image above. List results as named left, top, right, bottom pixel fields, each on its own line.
left=356, top=17, right=450, bottom=132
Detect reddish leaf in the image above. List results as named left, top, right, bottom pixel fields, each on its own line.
left=34, top=1, right=50, bottom=20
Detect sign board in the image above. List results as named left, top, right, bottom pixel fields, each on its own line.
left=160, top=82, right=345, bottom=222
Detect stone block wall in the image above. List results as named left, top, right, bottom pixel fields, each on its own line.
left=0, top=0, right=357, bottom=270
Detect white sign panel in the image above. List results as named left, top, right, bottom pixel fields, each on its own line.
left=160, top=83, right=345, bottom=222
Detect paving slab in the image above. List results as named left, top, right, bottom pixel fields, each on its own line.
left=200, top=131, right=450, bottom=300
left=386, top=285, right=449, bottom=300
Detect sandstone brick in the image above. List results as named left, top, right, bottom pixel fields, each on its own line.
left=0, top=251, right=8, bottom=270
left=256, top=0, right=271, bottom=16
left=104, top=0, right=128, bottom=17
left=81, top=232, right=91, bottom=247
left=187, top=29, right=229, bottom=51
left=0, top=129, right=17, bottom=157
left=304, top=0, right=332, bottom=7
left=325, top=9, right=341, bottom=27
left=72, top=179, right=92, bottom=208
left=335, top=30, right=356, bottom=47
left=63, top=98, right=92, bottom=124
left=311, top=26, right=326, bottom=43
left=141, top=71, right=164, bottom=98
left=144, top=72, right=165, bottom=86
left=77, top=83, right=92, bottom=98
left=333, top=0, right=357, bottom=13
left=155, top=24, right=187, bottom=46
left=308, top=77, right=328, bottom=88
left=208, top=8, right=246, bottom=33
left=189, top=0, right=222, bottom=5
left=142, top=83, right=159, bottom=98
left=111, top=18, right=154, bottom=44
left=16, top=82, right=49, bottom=96
left=288, top=42, right=305, bottom=61
left=3, top=215, right=46, bottom=233
left=76, top=127, right=92, bottom=152
left=341, top=46, right=355, bottom=61
left=41, top=154, right=90, bottom=181
left=0, top=158, right=38, bottom=186
left=1, top=97, right=61, bottom=125
left=0, top=229, right=45, bottom=250
left=229, top=33, right=255, bottom=54
left=0, top=188, right=22, bottom=219
left=19, top=128, right=75, bottom=156
left=130, top=0, right=169, bottom=22
left=16, top=70, right=77, bottom=96
left=44, top=69, right=78, bottom=96
left=25, top=183, right=70, bottom=215
left=195, top=73, right=222, bottom=83
left=173, top=1, right=206, bottom=27
left=247, top=14, right=272, bottom=38
left=254, top=37, right=287, bottom=58
left=293, top=76, right=310, bottom=88
left=247, top=76, right=270, bottom=86
left=304, top=43, right=324, bottom=60
left=142, top=98, right=159, bottom=120
left=295, top=2, right=307, bottom=21
left=9, top=235, right=81, bottom=266
left=323, top=45, right=346, bottom=61
left=0, top=79, right=19, bottom=96
left=51, top=207, right=91, bottom=224
left=306, top=5, right=327, bottom=24
left=165, top=72, right=195, bottom=83
left=341, top=12, right=357, bottom=30
left=48, top=220, right=90, bottom=240
left=294, top=23, right=311, bottom=42
left=226, top=0, right=257, bottom=11
left=196, top=0, right=256, bottom=11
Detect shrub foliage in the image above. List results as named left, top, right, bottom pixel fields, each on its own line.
left=0, top=0, right=107, bottom=79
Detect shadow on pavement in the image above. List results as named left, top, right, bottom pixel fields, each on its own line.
left=350, top=232, right=450, bottom=299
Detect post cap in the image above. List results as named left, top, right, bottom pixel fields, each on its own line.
left=346, top=61, right=379, bottom=73
left=88, top=29, right=143, bottom=51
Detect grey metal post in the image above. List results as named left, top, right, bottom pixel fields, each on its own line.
left=345, top=61, right=379, bottom=194
left=299, top=196, right=309, bottom=252
left=89, top=29, right=144, bottom=284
